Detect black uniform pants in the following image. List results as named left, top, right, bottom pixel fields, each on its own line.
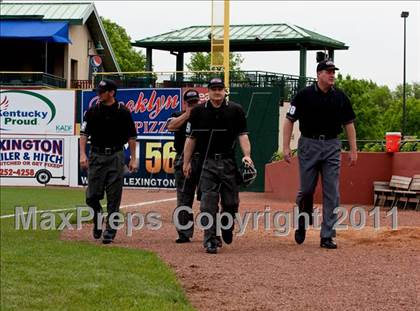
left=86, top=150, right=124, bottom=234
left=199, top=157, right=239, bottom=246
left=173, top=153, right=202, bottom=239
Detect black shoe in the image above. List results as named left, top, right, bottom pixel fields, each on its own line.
left=215, top=236, right=222, bottom=248
left=295, top=213, right=307, bottom=245
left=320, top=238, right=337, bottom=249
left=92, top=212, right=103, bottom=239
left=175, top=236, right=191, bottom=243
left=205, top=241, right=217, bottom=254
left=222, top=229, right=233, bottom=244
left=93, top=228, right=102, bottom=240
left=102, top=230, right=116, bottom=244
left=294, top=228, right=306, bottom=244
left=221, top=213, right=234, bottom=244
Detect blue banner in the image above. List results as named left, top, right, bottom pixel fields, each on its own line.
left=81, top=88, right=182, bottom=139
left=78, top=139, right=176, bottom=189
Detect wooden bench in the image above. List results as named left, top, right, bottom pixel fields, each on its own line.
left=373, top=176, right=412, bottom=208
left=373, top=181, right=391, bottom=207
left=395, top=175, right=420, bottom=210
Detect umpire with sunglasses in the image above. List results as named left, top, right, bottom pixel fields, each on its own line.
left=183, top=78, right=253, bottom=254
left=80, top=79, right=138, bottom=244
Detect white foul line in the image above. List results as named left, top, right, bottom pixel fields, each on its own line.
left=0, top=197, right=176, bottom=219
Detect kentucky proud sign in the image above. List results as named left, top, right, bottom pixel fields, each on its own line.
left=0, top=90, right=75, bottom=135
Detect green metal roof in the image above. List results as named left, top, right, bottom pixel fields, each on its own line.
left=0, top=2, right=94, bottom=24
left=133, top=24, right=348, bottom=52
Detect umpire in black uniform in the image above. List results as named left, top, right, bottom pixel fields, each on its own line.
left=80, top=79, right=138, bottom=244
left=283, top=60, right=357, bottom=249
left=183, top=78, right=253, bottom=254
left=167, top=89, right=201, bottom=243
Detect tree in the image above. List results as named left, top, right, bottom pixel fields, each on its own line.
left=335, top=74, right=420, bottom=139
left=394, top=82, right=420, bottom=100
left=186, top=52, right=245, bottom=81
left=187, top=52, right=243, bottom=71
left=389, top=82, right=420, bottom=136
left=383, top=96, right=420, bottom=137
left=101, top=17, right=146, bottom=72
left=335, top=74, right=389, bottom=139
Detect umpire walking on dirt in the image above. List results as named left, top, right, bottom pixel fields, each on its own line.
left=183, top=78, right=254, bottom=254
left=167, top=89, right=201, bottom=244
left=283, top=60, right=357, bottom=249
left=80, top=79, right=138, bottom=244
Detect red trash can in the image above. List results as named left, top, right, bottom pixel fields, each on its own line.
left=385, top=132, right=401, bottom=152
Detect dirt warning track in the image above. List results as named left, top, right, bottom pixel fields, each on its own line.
left=62, top=190, right=420, bottom=311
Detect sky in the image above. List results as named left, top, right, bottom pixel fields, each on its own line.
left=94, top=1, right=420, bottom=89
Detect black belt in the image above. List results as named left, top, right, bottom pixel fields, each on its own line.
left=175, top=152, right=201, bottom=160
left=302, top=134, right=337, bottom=140
left=207, top=153, right=233, bottom=160
left=91, top=145, right=123, bottom=155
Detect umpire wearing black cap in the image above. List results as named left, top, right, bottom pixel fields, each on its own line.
left=283, top=60, right=357, bottom=249
left=183, top=78, right=253, bottom=254
left=167, top=89, right=201, bottom=243
left=80, top=79, right=138, bottom=244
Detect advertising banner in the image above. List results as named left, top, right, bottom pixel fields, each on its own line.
left=0, top=90, right=75, bottom=135
left=81, top=88, right=181, bottom=139
left=0, top=136, right=71, bottom=186
left=88, top=55, right=103, bottom=81
left=78, top=138, right=176, bottom=189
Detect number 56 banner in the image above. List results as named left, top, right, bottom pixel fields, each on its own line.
left=127, top=139, right=176, bottom=188
left=78, top=138, right=177, bottom=189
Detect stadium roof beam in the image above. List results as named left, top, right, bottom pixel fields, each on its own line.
left=133, top=24, right=349, bottom=80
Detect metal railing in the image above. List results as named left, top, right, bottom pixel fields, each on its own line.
left=93, top=70, right=316, bottom=100
left=0, top=72, right=67, bottom=88
left=92, top=70, right=224, bottom=89
left=71, top=80, right=92, bottom=89
left=168, top=70, right=315, bottom=85
left=0, top=70, right=316, bottom=98
left=167, top=70, right=316, bottom=100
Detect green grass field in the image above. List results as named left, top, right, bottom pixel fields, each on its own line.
left=0, top=187, right=195, bottom=311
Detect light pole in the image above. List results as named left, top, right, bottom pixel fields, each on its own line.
left=401, top=11, right=409, bottom=137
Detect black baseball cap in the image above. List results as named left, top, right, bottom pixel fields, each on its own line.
left=183, top=89, right=200, bottom=103
left=95, top=79, right=117, bottom=93
left=317, top=60, right=339, bottom=72
left=208, top=77, right=225, bottom=89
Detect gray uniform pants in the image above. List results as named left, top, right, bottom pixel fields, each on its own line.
left=199, top=157, right=239, bottom=246
left=86, top=150, right=125, bottom=232
left=297, top=136, right=341, bottom=238
left=173, top=153, right=202, bottom=239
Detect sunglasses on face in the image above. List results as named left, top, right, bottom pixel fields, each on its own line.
left=187, top=99, right=199, bottom=105
left=210, top=87, right=224, bottom=92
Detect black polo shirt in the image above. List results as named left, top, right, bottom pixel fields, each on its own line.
left=80, top=100, right=137, bottom=148
left=168, top=111, right=188, bottom=154
left=286, top=83, right=355, bottom=137
left=186, top=100, right=248, bottom=156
